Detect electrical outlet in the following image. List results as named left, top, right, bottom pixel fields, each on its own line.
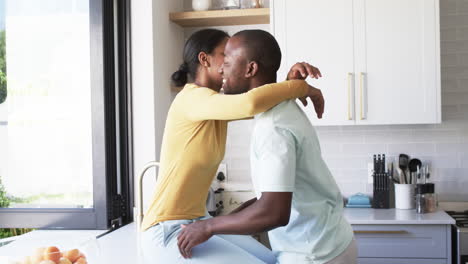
left=368, top=162, right=374, bottom=184
left=216, top=163, right=228, bottom=182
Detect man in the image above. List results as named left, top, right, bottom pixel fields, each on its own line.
left=177, top=30, right=357, bottom=264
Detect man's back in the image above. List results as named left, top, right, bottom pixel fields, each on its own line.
left=250, top=100, right=354, bottom=264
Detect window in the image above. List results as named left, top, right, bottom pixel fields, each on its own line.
left=0, top=0, right=5, bottom=106
left=0, top=0, right=133, bottom=230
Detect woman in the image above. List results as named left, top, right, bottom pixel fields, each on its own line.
left=141, top=29, right=323, bottom=264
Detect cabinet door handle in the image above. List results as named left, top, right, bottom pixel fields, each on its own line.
left=359, top=72, right=366, bottom=120
left=347, top=73, right=354, bottom=120
left=353, top=230, right=408, bottom=234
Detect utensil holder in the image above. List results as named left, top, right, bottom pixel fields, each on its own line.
left=395, top=184, right=415, bottom=209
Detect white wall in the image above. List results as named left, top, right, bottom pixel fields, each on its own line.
left=131, top=0, right=183, bottom=211
left=223, top=0, right=468, bottom=202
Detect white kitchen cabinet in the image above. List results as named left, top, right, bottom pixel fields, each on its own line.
left=272, top=0, right=441, bottom=126
left=353, top=224, right=451, bottom=264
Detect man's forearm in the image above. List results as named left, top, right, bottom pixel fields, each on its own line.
left=176, top=193, right=291, bottom=258
left=206, top=199, right=285, bottom=236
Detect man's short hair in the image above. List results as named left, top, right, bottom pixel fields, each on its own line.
left=233, top=30, right=282, bottom=74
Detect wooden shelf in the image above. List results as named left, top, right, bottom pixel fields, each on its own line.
left=169, top=8, right=270, bottom=27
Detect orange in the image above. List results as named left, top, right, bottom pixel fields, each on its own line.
left=31, top=247, right=46, bottom=263
left=39, top=260, right=56, bottom=264
left=63, top=249, right=81, bottom=263
left=73, top=257, right=87, bottom=264
left=21, top=256, right=32, bottom=264
left=58, top=257, right=73, bottom=264
left=44, top=246, right=61, bottom=264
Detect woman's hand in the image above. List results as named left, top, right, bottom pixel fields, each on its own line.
left=287, top=62, right=324, bottom=118
left=287, top=62, right=322, bottom=80
left=298, top=85, right=324, bottom=119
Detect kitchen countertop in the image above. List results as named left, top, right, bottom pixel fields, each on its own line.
left=97, top=222, right=141, bottom=263
left=343, top=208, right=455, bottom=225
left=0, top=224, right=141, bottom=264
left=0, top=209, right=456, bottom=263
left=0, top=229, right=107, bottom=263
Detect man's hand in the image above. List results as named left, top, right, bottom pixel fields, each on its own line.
left=298, top=85, right=324, bottom=119
left=287, top=62, right=322, bottom=80
left=177, top=221, right=213, bottom=259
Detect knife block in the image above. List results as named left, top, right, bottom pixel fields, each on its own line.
left=372, top=172, right=391, bottom=209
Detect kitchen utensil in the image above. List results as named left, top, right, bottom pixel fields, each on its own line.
left=408, top=158, right=422, bottom=184
left=377, top=154, right=381, bottom=173
left=416, top=166, right=421, bottom=184
left=381, top=154, right=386, bottom=173
left=397, top=168, right=405, bottom=184
left=373, top=154, right=377, bottom=173
left=389, top=162, right=399, bottom=183
left=420, top=166, right=425, bottom=184
left=425, top=164, right=431, bottom=183
left=399, top=154, right=409, bottom=184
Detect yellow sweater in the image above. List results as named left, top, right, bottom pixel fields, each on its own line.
left=141, top=80, right=309, bottom=231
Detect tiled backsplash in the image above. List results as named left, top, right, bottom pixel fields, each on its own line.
left=223, top=0, right=468, bottom=201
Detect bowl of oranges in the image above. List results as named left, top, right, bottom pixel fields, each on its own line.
left=12, top=246, right=89, bottom=264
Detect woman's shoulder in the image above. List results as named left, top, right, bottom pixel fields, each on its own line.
left=179, top=83, right=218, bottom=97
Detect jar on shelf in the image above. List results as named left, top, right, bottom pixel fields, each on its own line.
left=192, top=0, right=211, bottom=11
left=241, top=0, right=265, bottom=8
left=222, top=0, right=240, bottom=9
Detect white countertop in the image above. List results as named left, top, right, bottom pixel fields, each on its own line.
left=0, top=224, right=142, bottom=264
left=343, top=208, right=455, bottom=225
left=0, top=229, right=106, bottom=263
left=0, top=209, right=455, bottom=263
left=97, top=222, right=142, bottom=264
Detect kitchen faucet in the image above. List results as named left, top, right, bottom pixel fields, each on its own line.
left=136, top=161, right=160, bottom=232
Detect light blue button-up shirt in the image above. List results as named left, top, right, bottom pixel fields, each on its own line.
left=250, top=100, right=354, bottom=264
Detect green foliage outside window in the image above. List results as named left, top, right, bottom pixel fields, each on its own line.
left=0, top=30, right=6, bottom=104
left=0, top=176, right=9, bottom=208
left=0, top=177, right=34, bottom=239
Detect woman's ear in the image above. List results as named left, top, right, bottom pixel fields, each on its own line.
left=198, top=51, right=210, bottom=68
left=245, top=61, right=259, bottom=78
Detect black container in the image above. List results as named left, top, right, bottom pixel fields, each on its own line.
left=372, top=173, right=391, bottom=209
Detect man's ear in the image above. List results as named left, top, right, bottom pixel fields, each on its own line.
left=245, top=61, right=259, bottom=78
left=198, top=51, right=210, bottom=68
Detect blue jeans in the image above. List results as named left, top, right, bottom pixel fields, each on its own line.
left=141, top=217, right=276, bottom=264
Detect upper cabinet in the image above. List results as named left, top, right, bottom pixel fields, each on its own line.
left=272, top=0, right=441, bottom=126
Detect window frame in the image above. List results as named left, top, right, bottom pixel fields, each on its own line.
left=0, top=0, right=133, bottom=230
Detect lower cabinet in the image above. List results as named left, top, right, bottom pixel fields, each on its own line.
left=352, top=224, right=451, bottom=264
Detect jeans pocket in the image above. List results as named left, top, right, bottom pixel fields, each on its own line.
left=157, top=218, right=201, bottom=247
left=160, top=220, right=189, bottom=246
